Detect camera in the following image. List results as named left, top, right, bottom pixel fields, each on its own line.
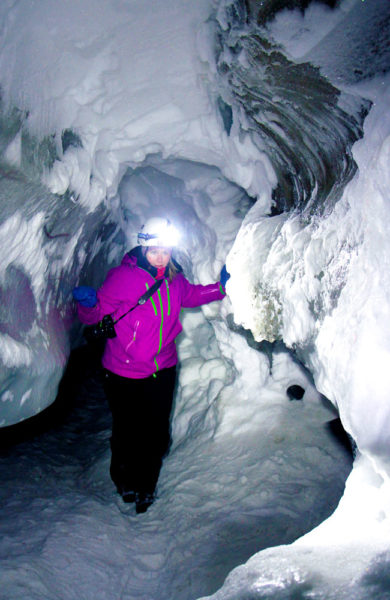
left=84, top=314, right=117, bottom=343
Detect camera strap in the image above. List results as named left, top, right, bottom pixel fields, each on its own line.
left=113, top=278, right=164, bottom=324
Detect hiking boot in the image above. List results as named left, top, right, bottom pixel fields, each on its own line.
left=135, top=492, right=155, bottom=514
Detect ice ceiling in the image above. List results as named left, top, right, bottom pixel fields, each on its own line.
left=1, top=0, right=390, bottom=596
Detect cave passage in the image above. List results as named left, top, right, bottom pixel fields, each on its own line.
left=0, top=276, right=353, bottom=600
left=2, top=0, right=389, bottom=597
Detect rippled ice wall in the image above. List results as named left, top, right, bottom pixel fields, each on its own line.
left=196, top=1, right=390, bottom=598
left=215, top=0, right=390, bottom=475
left=213, top=1, right=369, bottom=215
left=212, top=0, right=368, bottom=333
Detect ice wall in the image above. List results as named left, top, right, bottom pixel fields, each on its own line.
left=227, top=79, right=390, bottom=476
left=221, top=0, right=390, bottom=477
left=0, top=0, right=275, bottom=426
left=199, top=2, right=390, bottom=598
left=0, top=145, right=120, bottom=425
left=204, top=0, right=390, bottom=480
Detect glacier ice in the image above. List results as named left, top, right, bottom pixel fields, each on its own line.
left=0, top=0, right=390, bottom=598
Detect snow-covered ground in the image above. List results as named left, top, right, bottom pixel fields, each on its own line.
left=0, top=312, right=350, bottom=600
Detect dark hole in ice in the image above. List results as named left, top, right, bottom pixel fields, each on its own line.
left=286, top=384, right=305, bottom=400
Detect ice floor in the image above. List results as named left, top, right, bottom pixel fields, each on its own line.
left=0, top=338, right=353, bottom=600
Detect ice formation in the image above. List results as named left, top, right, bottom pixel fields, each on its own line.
left=0, top=0, right=390, bottom=598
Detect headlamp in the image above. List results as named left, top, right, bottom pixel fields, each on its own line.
left=138, top=218, right=180, bottom=248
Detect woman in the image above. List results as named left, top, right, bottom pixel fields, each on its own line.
left=73, top=217, right=230, bottom=513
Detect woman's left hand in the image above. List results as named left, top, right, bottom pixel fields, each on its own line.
left=220, top=265, right=231, bottom=288
left=72, top=286, right=97, bottom=307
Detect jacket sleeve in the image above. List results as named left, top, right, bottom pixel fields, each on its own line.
left=179, top=274, right=226, bottom=308
left=77, top=265, right=144, bottom=325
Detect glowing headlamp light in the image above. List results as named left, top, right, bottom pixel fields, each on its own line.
left=137, top=218, right=180, bottom=248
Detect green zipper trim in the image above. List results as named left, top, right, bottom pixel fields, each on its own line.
left=144, top=280, right=165, bottom=374
left=150, top=296, right=158, bottom=315
left=219, top=283, right=226, bottom=295
left=145, top=282, right=158, bottom=315
left=156, top=288, right=164, bottom=354
left=165, top=279, right=171, bottom=315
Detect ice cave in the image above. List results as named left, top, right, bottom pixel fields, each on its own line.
left=1, top=0, right=390, bottom=598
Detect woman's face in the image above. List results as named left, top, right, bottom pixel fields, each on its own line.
left=145, top=246, right=172, bottom=269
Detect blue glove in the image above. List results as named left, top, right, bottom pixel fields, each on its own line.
left=72, top=286, right=97, bottom=308
left=220, top=265, right=231, bottom=288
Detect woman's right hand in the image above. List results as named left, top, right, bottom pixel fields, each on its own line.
left=72, top=286, right=97, bottom=307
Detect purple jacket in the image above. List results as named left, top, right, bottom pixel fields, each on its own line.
left=78, top=251, right=225, bottom=378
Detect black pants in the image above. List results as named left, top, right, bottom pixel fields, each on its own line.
left=102, top=366, right=176, bottom=495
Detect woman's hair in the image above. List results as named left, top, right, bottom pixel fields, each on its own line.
left=168, top=259, right=179, bottom=282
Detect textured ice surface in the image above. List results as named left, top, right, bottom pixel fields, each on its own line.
left=227, top=73, right=390, bottom=479
left=0, top=0, right=389, bottom=598
left=0, top=0, right=275, bottom=425
left=0, top=158, right=120, bottom=425
left=0, top=310, right=350, bottom=600
left=269, top=0, right=390, bottom=84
